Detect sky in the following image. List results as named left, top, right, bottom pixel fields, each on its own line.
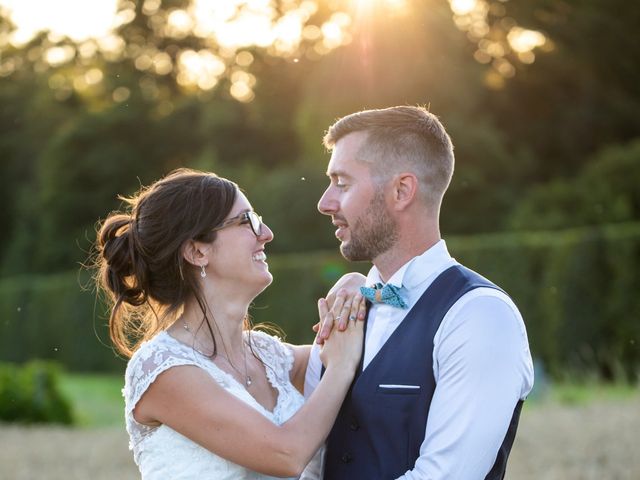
left=0, top=0, right=119, bottom=43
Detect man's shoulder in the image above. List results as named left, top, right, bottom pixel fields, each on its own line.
left=440, top=263, right=509, bottom=296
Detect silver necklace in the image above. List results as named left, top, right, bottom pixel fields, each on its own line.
left=183, top=321, right=253, bottom=387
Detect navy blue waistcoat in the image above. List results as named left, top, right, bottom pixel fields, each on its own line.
left=323, top=265, right=524, bottom=480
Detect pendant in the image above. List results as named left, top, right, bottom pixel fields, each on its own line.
left=246, top=376, right=253, bottom=387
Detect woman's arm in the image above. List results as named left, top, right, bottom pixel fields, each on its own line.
left=134, top=319, right=363, bottom=477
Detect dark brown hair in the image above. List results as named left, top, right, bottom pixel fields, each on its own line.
left=324, top=106, right=455, bottom=209
left=94, top=168, right=238, bottom=357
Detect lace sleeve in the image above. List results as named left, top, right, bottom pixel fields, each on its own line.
left=249, top=330, right=295, bottom=385
left=123, top=334, right=201, bottom=418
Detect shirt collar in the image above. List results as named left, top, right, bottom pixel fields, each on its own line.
left=365, top=239, right=453, bottom=289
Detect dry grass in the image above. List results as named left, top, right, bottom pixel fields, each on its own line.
left=1, top=395, right=638, bottom=479
left=509, top=395, right=640, bottom=480
left=0, top=425, right=136, bottom=480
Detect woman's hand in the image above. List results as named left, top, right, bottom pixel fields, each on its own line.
left=317, top=297, right=364, bottom=372
left=315, top=272, right=367, bottom=344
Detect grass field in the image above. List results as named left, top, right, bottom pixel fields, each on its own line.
left=58, top=373, right=638, bottom=428
left=1, top=374, right=638, bottom=479
left=59, top=373, right=125, bottom=427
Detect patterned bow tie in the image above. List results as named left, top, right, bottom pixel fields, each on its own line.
left=360, top=283, right=408, bottom=309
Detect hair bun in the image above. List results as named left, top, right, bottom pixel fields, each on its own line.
left=98, top=214, right=147, bottom=307
left=99, top=215, right=134, bottom=273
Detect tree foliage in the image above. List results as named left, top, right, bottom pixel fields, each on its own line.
left=509, top=139, right=640, bottom=231
left=0, top=0, right=638, bottom=274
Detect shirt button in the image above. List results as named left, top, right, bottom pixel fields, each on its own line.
left=349, top=420, right=359, bottom=431
left=341, top=453, right=353, bottom=463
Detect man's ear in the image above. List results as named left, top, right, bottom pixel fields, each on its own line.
left=181, top=239, right=210, bottom=267
left=391, top=173, right=418, bottom=211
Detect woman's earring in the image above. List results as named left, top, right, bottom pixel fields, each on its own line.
left=200, top=265, right=207, bottom=278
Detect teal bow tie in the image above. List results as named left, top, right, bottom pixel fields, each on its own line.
left=360, top=283, right=408, bottom=309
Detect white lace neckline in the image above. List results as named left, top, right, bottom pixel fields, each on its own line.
left=158, top=330, right=282, bottom=416
left=122, top=328, right=307, bottom=479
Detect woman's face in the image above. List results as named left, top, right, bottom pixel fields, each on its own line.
left=206, top=191, right=274, bottom=295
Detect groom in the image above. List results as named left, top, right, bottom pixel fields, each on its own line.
left=304, top=106, right=534, bottom=479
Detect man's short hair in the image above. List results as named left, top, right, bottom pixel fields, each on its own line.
left=323, top=106, right=455, bottom=208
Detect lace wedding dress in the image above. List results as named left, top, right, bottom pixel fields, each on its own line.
left=123, top=330, right=319, bottom=480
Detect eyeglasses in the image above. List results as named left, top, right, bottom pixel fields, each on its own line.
left=212, top=211, right=263, bottom=237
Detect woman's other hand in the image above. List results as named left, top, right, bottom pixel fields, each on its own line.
left=317, top=297, right=364, bottom=372
left=315, top=272, right=367, bottom=344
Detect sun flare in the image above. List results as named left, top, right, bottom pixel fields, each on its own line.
left=0, top=0, right=548, bottom=98
left=350, top=0, right=410, bottom=16
left=1, top=0, right=119, bottom=44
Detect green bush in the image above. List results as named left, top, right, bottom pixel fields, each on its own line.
left=0, top=360, right=74, bottom=424
left=509, top=139, right=640, bottom=230
left=449, top=222, right=640, bottom=382
left=0, top=223, right=638, bottom=382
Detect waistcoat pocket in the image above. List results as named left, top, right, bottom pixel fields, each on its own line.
left=376, top=384, right=422, bottom=395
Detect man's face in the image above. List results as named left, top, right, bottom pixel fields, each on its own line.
left=318, top=131, right=398, bottom=262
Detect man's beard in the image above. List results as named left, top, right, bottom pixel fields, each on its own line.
left=340, top=190, right=398, bottom=262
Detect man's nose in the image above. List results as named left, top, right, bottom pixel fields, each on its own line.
left=318, top=187, right=337, bottom=215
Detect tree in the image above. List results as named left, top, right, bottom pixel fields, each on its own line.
left=486, top=0, right=640, bottom=180
left=509, top=139, right=640, bottom=231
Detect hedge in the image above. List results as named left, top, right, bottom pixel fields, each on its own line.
left=0, top=360, right=74, bottom=424
left=0, top=271, right=124, bottom=372
left=0, top=222, right=638, bottom=381
left=448, top=222, right=640, bottom=381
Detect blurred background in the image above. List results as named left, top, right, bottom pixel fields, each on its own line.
left=0, top=0, right=638, bottom=478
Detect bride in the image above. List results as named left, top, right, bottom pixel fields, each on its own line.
left=95, top=168, right=365, bottom=479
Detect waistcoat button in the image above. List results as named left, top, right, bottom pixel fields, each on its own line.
left=341, top=453, right=353, bottom=463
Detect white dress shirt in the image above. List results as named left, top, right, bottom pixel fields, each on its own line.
left=304, top=240, right=534, bottom=479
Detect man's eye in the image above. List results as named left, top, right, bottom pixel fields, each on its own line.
left=336, top=183, right=347, bottom=189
